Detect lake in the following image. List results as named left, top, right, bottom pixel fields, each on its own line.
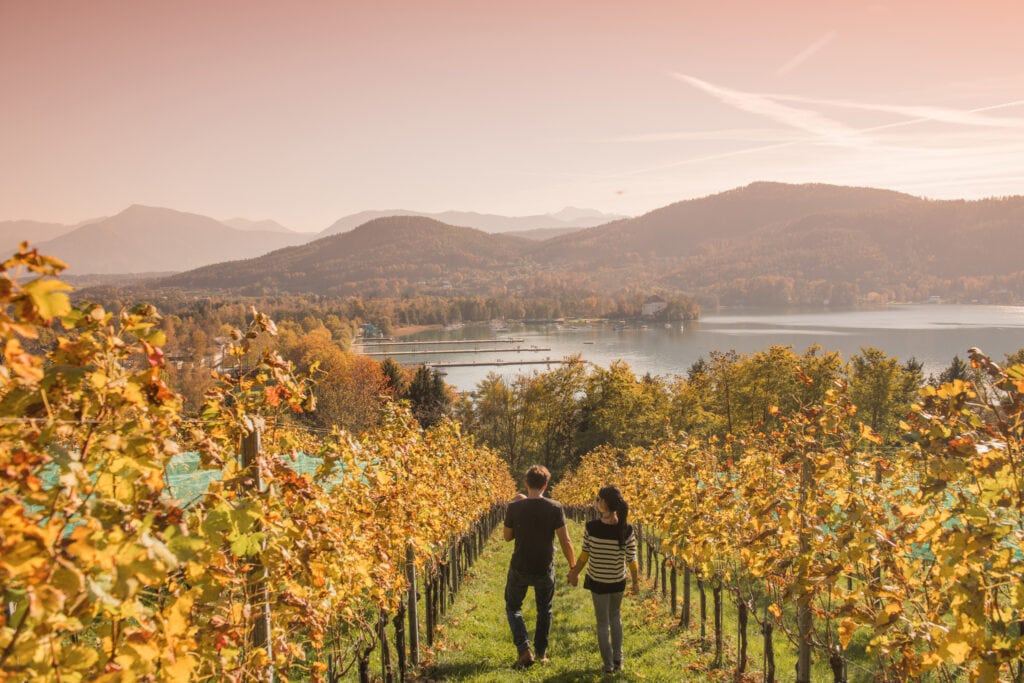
left=372, top=305, right=1024, bottom=392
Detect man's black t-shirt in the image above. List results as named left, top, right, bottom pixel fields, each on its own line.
left=505, top=497, right=566, bottom=574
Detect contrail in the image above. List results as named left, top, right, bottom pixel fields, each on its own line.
left=767, top=93, right=1024, bottom=128
left=615, top=77, right=1024, bottom=178
left=670, top=73, right=859, bottom=145
left=776, top=30, right=838, bottom=77
left=609, top=128, right=805, bottom=143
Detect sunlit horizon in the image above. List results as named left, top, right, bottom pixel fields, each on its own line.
left=3, top=1, right=1022, bottom=231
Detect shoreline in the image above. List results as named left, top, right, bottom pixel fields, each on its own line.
left=389, top=324, right=441, bottom=338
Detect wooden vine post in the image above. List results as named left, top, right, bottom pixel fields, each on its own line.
left=393, top=601, right=406, bottom=682
left=241, top=424, right=274, bottom=683
left=736, top=595, right=748, bottom=675
left=795, top=449, right=814, bottom=683
left=681, top=565, right=691, bottom=629
left=406, top=544, right=419, bottom=667
left=712, top=581, right=723, bottom=668
left=670, top=564, right=677, bottom=616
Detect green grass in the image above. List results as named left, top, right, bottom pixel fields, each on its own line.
left=424, top=519, right=686, bottom=681
left=334, top=519, right=899, bottom=681
left=420, top=520, right=852, bottom=682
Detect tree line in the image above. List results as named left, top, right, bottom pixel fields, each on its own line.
left=456, top=344, right=1013, bottom=485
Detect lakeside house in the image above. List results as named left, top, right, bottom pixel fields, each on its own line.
left=641, top=295, right=667, bottom=318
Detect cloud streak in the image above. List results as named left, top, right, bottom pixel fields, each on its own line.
left=768, top=93, right=1024, bottom=128
left=609, top=128, right=807, bottom=143
left=670, top=73, right=861, bottom=146
left=776, top=30, right=838, bottom=76
left=608, top=74, right=1024, bottom=192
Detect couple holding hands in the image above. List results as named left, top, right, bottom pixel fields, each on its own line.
left=503, top=465, right=640, bottom=675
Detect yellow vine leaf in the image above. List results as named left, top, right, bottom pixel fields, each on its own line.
left=838, top=618, right=857, bottom=650
left=943, top=639, right=972, bottom=665
left=21, top=277, right=73, bottom=320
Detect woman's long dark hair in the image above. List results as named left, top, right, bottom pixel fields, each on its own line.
left=598, top=485, right=630, bottom=549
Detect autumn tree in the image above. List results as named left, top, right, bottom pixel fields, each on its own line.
left=380, top=356, right=408, bottom=397
left=846, top=346, right=917, bottom=439
left=470, top=372, right=530, bottom=477
left=281, top=326, right=391, bottom=432
left=407, top=365, right=452, bottom=428
left=577, top=360, right=670, bottom=453
left=518, top=357, right=587, bottom=479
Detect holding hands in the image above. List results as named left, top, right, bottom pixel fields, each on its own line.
left=567, top=565, right=580, bottom=587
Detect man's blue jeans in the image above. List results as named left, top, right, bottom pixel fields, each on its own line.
left=504, top=565, right=555, bottom=656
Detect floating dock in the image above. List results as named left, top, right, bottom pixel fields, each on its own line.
left=355, top=338, right=524, bottom=347
left=362, top=346, right=549, bottom=357
left=428, top=358, right=571, bottom=368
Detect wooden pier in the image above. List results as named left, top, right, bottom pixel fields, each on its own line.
left=362, top=346, right=549, bottom=357
left=355, top=338, right=524, bottom=347
left=428, top=358, right=571, bottom=368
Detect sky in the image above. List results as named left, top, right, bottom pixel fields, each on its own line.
left=3, top=1, right=1024, bottom=232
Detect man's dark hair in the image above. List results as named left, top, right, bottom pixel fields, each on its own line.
left=525, top=465, right=550, bottom=490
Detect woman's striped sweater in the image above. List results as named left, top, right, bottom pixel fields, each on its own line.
left=581, top=519, right=637, bottom=594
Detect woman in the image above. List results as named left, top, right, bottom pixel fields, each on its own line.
left=567, top=485, right=639, bottom=674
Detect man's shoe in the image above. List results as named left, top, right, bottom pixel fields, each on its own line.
left=513, top=647, right=535, bottom=669
left=536, top=653, right=550, bottom=664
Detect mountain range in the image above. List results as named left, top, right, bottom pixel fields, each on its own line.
left=149, top=182, right=1024, bottom=306
left=221, top=218, right=295, bottom=233
left=160, top=216, right=532, bottom=296
left=5, top=206, right=622, bottom=275
left=0, top=218, right=108, bottom=256
left=9, top=183, right=1024, bottom=306
left=319, top=207, right=626, bottom=237
left=33, top=206, right=310, bottom=275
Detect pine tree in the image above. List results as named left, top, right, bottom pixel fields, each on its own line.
left=408, top=365, right=451, bottom=428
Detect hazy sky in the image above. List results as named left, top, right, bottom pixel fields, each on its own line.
left=3, top=1, right=1023, bottom=231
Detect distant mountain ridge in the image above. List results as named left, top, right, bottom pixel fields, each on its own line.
left=319, top=207, right=626, bottom=236
left=157, top=216, right=532, bottom=295
left=2, top=205, right=622, bottom=276
left=37, top=206, right=308, bottom=275
left=505, top=226, right=584, bottom=241
left=222, top=217, right=295, bottom=233
left=534, top=182, right=919, bottom=265
left=145, top=182, right=1024, bottom=306
left=0, top=220, right=73, bottom=255
left=0, top=217, right=109, bottom=256
left=529, top=182, right=1024, bottom=304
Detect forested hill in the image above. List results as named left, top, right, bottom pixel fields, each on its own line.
left=532, top=182, right=919, bottom=263
left=147, top=183, right=1024, bottom=305
left=319, top=207, right=625, bottom=236
left=154, top=216, right=533, bottom=295
left=528, top=182, right=1024, bottom=305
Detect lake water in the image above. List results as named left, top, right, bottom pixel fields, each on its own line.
left=375, top=305, right=1024, bottom=391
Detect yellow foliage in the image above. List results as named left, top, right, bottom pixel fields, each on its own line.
left=558, top=345, right=1024, bottom=676
left=0, top=245, right=515, bottom=681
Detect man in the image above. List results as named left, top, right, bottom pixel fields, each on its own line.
left=503, top=464, right=576, bottom=669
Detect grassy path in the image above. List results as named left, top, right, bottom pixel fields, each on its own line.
left=423, top=520, right=700, bottom=682
left=421, top=518, right=876, bottom=682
